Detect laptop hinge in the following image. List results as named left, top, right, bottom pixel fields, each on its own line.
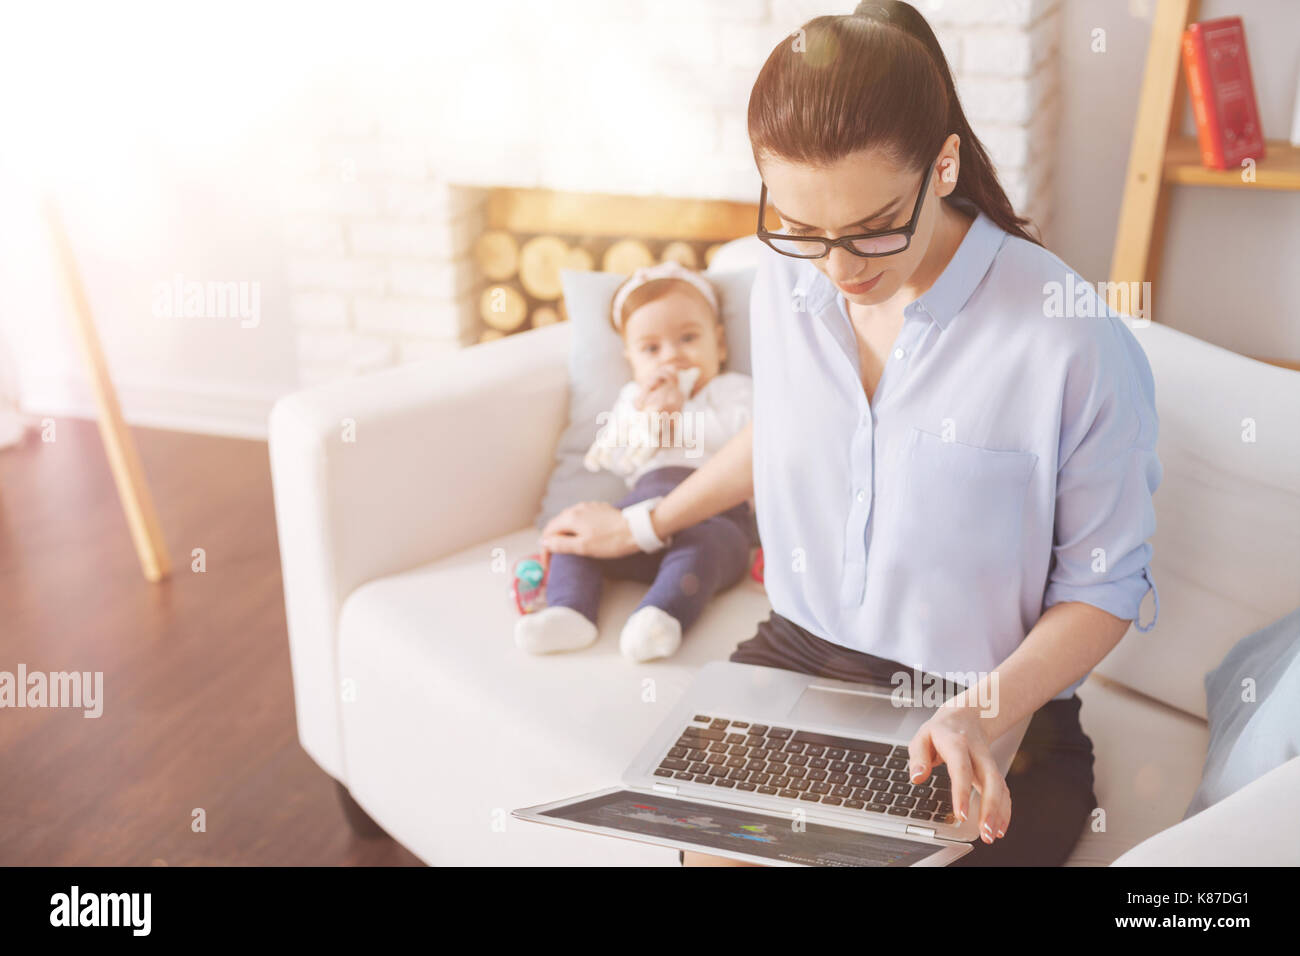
left=905, top=824, right=936, bottom=839
left=651, top=783, right=677, bottom=795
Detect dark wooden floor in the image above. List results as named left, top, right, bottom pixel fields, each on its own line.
left=0, top=418, right=422, bottom=865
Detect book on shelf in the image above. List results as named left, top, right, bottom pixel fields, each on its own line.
left=1181, top=16, right=1266, bottom=171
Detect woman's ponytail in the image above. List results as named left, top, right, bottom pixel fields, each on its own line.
left=852, top=2, right=1041, bottom=244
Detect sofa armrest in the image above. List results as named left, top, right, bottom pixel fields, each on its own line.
left=1110, top=756, right=1300, bottom=866
left=268, top=322, right=571, bottom=780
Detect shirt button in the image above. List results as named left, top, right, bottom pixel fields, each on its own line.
left=893, top=348, right=905, bottom=359
left=856, top=489, right=866, bottom=502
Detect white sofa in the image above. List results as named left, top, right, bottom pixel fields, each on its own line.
left=268, top=242, right=1300, bottom=866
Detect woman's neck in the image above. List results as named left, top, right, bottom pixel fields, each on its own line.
left=902, top=197, right=975, bottom=305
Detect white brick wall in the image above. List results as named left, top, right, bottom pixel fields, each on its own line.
left=282, top=0, right=1061, bottom=385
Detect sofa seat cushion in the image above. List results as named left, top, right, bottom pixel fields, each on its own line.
left=335, top=526, right=773, bottom=865
left=1067, top=677, right=1209, bottom=866
left=333, top=524, right=1211, bottom=867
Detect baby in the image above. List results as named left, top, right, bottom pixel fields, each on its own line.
left=516, top=260, right=754, bottom=662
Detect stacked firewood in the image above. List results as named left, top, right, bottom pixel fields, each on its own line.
left=472, top=231, right=725, bottom=343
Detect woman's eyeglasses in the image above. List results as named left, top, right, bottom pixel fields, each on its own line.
left=757, top=161, right=935, bottom=259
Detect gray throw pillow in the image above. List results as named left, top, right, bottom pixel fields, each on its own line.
left=1183, top=604, right=1300, bottom=818
left=533, top=266, right=756, bottom=530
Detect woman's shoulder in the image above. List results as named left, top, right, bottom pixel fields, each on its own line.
left=984, top=235, right=1147, bottom=351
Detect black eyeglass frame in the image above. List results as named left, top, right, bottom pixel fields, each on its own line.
left=756, top=160, right=936, bottom=259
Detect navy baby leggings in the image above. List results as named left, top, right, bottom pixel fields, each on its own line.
left=545, top=466, right=753, bottom=633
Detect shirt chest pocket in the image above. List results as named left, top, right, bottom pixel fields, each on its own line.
left=880, top=426, right=1038, bottom=575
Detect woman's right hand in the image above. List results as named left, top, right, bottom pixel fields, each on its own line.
left=540, top=501, right=640, bottom=566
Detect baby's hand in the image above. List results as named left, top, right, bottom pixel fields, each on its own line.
left=637, top=368, right=685, bottom=416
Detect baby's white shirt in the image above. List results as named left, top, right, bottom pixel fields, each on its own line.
left=603, top=371, right=753, bottom=487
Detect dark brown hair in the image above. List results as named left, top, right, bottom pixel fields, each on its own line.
left=747, top=0, right=1041, bottom=245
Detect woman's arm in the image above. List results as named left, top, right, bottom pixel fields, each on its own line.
left=650, top=419, right=752, bottom=540
left=948, top=600, right=1131, bottom=742
left=905, top=599, right=1131, bottom=846
left=540, top=420, right=753, bottom=560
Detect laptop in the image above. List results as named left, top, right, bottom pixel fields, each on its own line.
left=514, top=660, right=1031, bottom=866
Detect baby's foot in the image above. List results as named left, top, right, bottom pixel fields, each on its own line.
left=620, top=606, right=683, bottom=662
left=515, top=606, right=598, bottom=654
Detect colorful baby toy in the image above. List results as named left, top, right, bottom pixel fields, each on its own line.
left=512, top=554, right=548, bottom=615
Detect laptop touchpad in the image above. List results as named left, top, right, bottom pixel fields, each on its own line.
left=788, top=685, right=929, bottom=739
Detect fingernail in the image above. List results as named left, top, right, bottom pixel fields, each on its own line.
left=996, top=829, right=1005, bottom=838
left=909, top=765, right=923, bottom=781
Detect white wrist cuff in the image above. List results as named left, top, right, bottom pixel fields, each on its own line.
left=622, top=496, right=669, bottom=553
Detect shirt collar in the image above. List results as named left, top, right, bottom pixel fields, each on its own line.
left=791, top=200, right=1008, bottom=331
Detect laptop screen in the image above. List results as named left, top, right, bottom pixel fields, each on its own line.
left=537, top=790, right=946, bottom=867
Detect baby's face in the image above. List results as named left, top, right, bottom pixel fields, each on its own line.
left=622, top=285, right=725, bottom=396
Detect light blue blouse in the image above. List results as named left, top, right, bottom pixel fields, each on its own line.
left=749, top=203, right=1161, bottom=701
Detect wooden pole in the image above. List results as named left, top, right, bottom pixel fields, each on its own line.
left=43, top=195, right=172, bottom=583
left=1107, top=0, right=1200, bottom=319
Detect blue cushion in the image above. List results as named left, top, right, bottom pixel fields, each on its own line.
left=533, top=266, right=756, bottom=529
left=1183, top=605, right=1300, bottom=818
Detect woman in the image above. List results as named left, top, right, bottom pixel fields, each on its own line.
left=542, top=1, right=1160, bottom=867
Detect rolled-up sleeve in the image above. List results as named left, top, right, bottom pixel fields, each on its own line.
left=1042, top=315, right=1162, bottom=631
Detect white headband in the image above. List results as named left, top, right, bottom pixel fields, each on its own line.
left=610, top=260, right=719, bottom=333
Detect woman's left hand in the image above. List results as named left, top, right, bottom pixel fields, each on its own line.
left=906, top=704, right=1011, bottom=845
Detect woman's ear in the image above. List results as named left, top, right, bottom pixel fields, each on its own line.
left=936, top=132, right=961, bottom=199
left=716, top=322, right=728, bottom=364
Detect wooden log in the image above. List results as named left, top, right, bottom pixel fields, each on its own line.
left=602, top=238, right=655, bottom=274
left=479, top=283, right=528, bottom=331
left=474, top=229, right=519, bottom=280
left=531, top=305, right=561, bottom=327
left=518, top=235, right=569, bottom=300
left=660, top=241, right=699, bottom=268
left=564, top=245, right=595, bottom=272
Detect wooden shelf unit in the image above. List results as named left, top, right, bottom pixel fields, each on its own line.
left=1163, top=137, right=1300, bottom=189
left=1108, top=0, right=1299, bottom=371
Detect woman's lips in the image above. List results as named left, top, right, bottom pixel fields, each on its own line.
left=838, top=271, right=883, bottom=295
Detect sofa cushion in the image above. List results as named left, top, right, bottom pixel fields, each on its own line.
left=1183, top=605, right=1300, bottom=819
left=1065, top=676, right=1209, bottom=866
left=334, top=520, right=1213, bottom=866
left=534, top=266, right=757, bottom=529
left=1112, top=755, right=1300, bottom=866
left=336, top=526, right=772, bottom=866
left=1092, top=325, right=1300, bottom=719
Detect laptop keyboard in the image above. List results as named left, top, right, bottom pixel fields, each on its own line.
left=652, top=715, right=957, bottom=826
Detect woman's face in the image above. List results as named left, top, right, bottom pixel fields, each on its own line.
left=759, top=139, right=959, bottom=309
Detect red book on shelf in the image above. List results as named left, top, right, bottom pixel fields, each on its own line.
left=1181, top=16, right=1266, bottom=170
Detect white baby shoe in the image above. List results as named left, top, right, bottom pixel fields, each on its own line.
left=515, top=606, right=598, bottom=654
left=620, top=605, right=683, bottom=662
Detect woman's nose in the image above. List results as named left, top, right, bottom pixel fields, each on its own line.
left=824, top=247, right=864, bottom=282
